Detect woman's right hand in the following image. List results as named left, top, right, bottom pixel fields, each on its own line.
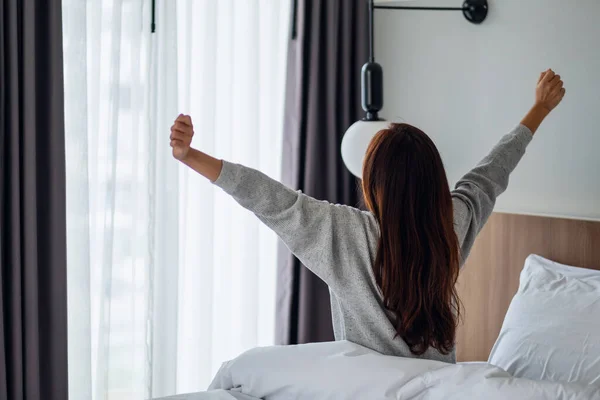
left=535, top=69, right=566, bottom=112
left=170, top=114, right=194, bottom=161
left=170, top=113, right=223, bottom=182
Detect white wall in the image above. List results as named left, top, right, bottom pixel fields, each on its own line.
left=375, top=0, right=600, bottom=220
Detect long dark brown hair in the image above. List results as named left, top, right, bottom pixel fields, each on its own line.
left=362, top=123, right=461, bottom=356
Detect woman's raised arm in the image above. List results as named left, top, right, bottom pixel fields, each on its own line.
left=451, top=69, right=566, bottom=263
left=169, top=115, right=375, bottom=291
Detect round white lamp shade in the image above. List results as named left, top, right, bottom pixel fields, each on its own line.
left=341, top=120, right=390, bottom=178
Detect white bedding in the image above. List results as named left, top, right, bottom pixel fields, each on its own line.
left=155, top=341, right=600, bottom=399
left=155, top=390, right=259, bottom=400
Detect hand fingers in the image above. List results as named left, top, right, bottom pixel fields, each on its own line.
left=171, top=121, right=193, bottom=135
left=170, top=139, right=184, bottom=148
left=549, top=87, right=566, bottom=104
left=170, top=131, right=187, bottom=141
left=173, top=120, right=191, bottom=131
left=538, top=72, right=545, bottom=84
left=551, top=80, right=565, bottom=93
left=552, top=79, right=563, bottom=89
left=549, top=74, right=561, bottom=85
left=175, top=114, right=193, bottom=127
left=541, top=69, right=555, bottom=84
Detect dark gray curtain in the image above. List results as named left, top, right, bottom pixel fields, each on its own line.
left=276, top=0, right=369, bottom=345
left=0, top=1, right=68, bottom=399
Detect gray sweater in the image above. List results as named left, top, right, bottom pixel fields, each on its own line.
left=214, top=124, right=533, bottom=363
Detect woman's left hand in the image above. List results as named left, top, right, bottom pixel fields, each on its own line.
left=535, top=69, right=566, bottom=113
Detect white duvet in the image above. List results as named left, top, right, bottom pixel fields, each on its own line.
left=156, top=341, right=600, bottom=400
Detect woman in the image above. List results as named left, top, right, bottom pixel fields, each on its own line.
left=169, top=69, right=566, bottom=363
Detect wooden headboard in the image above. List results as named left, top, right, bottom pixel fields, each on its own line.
left=456, top=212, right=600, bottom=362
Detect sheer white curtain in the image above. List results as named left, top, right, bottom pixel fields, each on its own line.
left=63, top=1, right=290, bottom=399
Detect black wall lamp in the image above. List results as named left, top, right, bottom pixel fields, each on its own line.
left=341, top=0, right=488, bottom=177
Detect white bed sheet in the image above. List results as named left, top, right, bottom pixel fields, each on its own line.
left=211, top=341, right=599, bottom=399
left=153, top=389, right=260, bottom=400
left=155, top=341, right=600, bottom=400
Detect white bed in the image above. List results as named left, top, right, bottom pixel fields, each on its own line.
left=154, top=340, right=600, bottom=400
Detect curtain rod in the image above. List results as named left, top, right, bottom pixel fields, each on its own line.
left=291, top=0, right=298, bottom=39
left=151, top=0, right=156, bottom=33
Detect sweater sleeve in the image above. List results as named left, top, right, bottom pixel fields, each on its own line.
left=451, top=124, right=533, bottom=263
left=213, top=161, right=374, bottom=290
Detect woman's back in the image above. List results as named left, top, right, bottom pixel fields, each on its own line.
left=212, top=124, right=534, bottom=361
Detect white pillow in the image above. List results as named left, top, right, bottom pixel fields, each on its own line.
left=488, top=254, right=600, bottom=385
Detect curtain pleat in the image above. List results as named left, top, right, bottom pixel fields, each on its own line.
left=0, top=1, right=69, bottom=399
left=277, top=0, right=368, bottom=345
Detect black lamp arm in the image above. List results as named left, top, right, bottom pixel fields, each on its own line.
left=374, top=6, right=463, bottom=11
left=373, top=0, right=488, bottom=24
left=369, top=0, right=375, bottom=62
